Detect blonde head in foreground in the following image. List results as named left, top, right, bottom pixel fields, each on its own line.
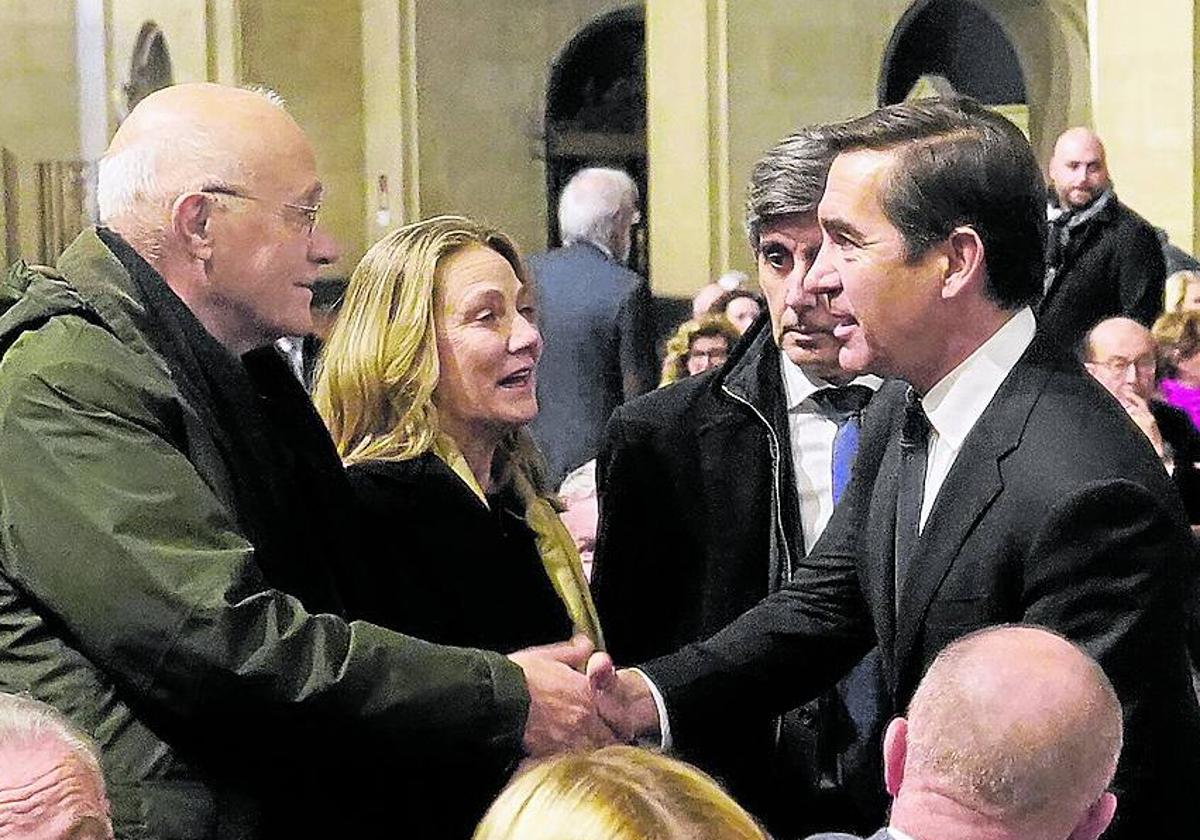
left=473, top=746, right=766, bottom=840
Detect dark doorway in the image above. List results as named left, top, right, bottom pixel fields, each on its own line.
left=545, top=7, right=647, bottom=275
left=124, top=22, right=174, bottom=118
left=880, top=0, right=1025, bottom=106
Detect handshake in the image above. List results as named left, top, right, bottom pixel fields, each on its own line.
left=507, top=635, right=661, bottom=756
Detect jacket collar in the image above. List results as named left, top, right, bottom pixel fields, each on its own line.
left=716, top=312, right=780, bottom=410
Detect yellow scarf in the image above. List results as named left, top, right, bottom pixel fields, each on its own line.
left=432, top=435, right=604, bottom=650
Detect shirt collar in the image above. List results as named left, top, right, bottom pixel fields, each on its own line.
left=887, top=828, right=917, bottom=840
left=780, top=354, right=882, bottom=411
left=919, top=307, right=1036, bottom=450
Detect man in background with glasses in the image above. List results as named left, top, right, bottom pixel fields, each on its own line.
left=1084, top=316, right=1200, bottom=527
left=0, top=82, right=612, bottom=839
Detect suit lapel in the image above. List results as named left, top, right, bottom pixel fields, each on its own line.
left=892, top=355, right=1049, bottom=674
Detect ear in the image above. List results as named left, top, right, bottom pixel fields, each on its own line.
left=882, top=716, right=907, bottom=797
left=1067, top=792, right=1117, bottom=840
left=172, top=192, right=215, bottom=261
left=940, top=226, right=985, bottom=301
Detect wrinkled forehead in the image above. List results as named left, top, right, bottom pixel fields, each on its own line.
left=0, top=742, right=109, bottom=837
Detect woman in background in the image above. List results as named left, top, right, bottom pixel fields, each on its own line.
left=314, top=215, right=601, bottom=837
left=659, top=315, right=742, bottom=386
left=1154, top=309, right=1200, bottom=432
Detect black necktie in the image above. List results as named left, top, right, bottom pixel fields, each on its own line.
left=894, top=387, right=930, bottom=609
left=812, top=385, right=874, bottom=503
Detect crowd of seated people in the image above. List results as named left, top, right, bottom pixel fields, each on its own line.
left=1, top=81, right=1199, bottom=840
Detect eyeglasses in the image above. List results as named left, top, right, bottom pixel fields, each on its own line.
left=688, top=348, right=729, bottom=364
left=200, top=187, right=321, bottom=236
left=1087, top=354, right=1156, bottom=377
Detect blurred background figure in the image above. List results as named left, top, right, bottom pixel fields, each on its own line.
left=473, top=746, right=767, bottom=840
left=314, top=215, right=602, bottom=838
left=0, top=693, right=113, bottom=840
left=692, top=270, right=749, bottom=320
left=558, top=459, right=599, bottom=581
left=528, top=167, right=657, bottom=487
left=1165, top=269, right=1200, bottom=314
left=1083, top=317, right=1200, bottom=526
left=1154, top=309, right=1200, bottom=432
left=659, top=315, right=740, bottom=386
left=709, top=287, right=764, bottom=335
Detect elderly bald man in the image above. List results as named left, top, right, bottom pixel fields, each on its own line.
left=806, top=625, right=1125, bottom=840
left=1039, top=127, right=1165, bottom=351
left=0, top=83, right=612, bottom=839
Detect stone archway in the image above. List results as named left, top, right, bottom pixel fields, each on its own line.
left=544, top=7, right=647, bottom=274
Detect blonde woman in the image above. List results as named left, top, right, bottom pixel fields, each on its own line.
left=473, top=746, right=768, bottom=840
left=314, top=217, right=602, bottom=835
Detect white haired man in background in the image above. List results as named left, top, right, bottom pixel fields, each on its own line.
left=529, top=167, right=658, bottom=486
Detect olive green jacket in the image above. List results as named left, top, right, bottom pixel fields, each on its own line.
left=0, top=229, right=529, bottom=838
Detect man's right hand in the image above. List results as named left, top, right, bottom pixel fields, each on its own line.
left=586, top=652, right=662, bottom=742
left=507, top=635, right=618, bottom=757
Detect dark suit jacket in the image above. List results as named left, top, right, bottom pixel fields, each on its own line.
left=528, top=241, right=657, bottom=485
left=644, top=334, right=1200, bottom=840
left=593, top=318, right=885, bottom=836
left=1153, top=398, right=1200, bottom=523
left=1040, top=197, right=1165, bottom=351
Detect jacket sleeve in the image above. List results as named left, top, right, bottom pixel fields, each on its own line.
left=617, top=279, right=658, bottom=400
left=591, top=406, right=687, bottom=663
left=0, top=318, right=529, bottom=761
left=1118, top=220, right=1167, bottom=326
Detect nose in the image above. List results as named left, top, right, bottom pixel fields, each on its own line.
left=803, top=240, right=840, bottom=297
left=784, top=260, right=818, bottom=312
left=308, top=223, right=341, bottom=267
left=511, top=311, right=542, bottom=358
left=1122, top=361, right=1140, bottom=386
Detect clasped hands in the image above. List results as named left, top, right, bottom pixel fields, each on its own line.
left=507, top=635, right=661, bottom=757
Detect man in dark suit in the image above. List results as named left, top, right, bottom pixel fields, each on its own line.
left=588, top=97, right=1200, bottom=839
left=804, top=626, right=1124, bottom=840
left=592, top=127, right=884, bottom=836
left=1040, top=127, right=1165, bottom=351
left=528, top=167, right=657, bottom=485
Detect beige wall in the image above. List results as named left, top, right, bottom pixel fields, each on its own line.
left=1091, top=0, right=1197, bottom=252
left=0, top=0, right=80, bottom=261
left=398, top=0, right=634, bottom=259
left=240, top=0, right=367, bottom=271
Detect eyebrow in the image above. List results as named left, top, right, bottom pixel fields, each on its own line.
left=821, top=216, right=867, bottom=242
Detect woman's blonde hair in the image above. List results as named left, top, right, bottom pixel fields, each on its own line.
left=473, top=746, right=767, bottom=840
left=314, top=215, right=551, bottom=493
left=1164, top=269, right=1200, bottom=313
left=659, top=315, right=741, bottom=386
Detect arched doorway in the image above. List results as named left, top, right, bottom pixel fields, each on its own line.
left=879, top=0, right=1026, bottom=115
left=544, top=7, right=647, bottom=274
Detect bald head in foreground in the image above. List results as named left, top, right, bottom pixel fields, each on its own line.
left=0, top=83, right=612, bottom=838
left=808, top=626, right=1123, bottom=840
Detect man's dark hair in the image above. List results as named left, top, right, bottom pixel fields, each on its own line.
left=745, top=127, right=838, bottom=250
left=822, top=96, right=1045, bottom=309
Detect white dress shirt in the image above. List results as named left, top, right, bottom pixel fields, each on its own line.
left=917, top=307, right=1036, bottom=530
left=781, top=357, right=882, bottom=548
